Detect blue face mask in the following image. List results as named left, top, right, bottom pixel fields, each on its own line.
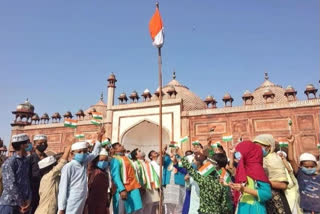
left=97, top=161, right=108, bottom=170
left=301, top=167, right=316, bottom=175
left=25, top=143, right=33, bottom=152
left=262, top=148, right=269, bottom=157
left=234, top=152, right=241, bottom=160
left=74, top=153, right=88, bottom=163
left=191, top=163, right=198, bottom=169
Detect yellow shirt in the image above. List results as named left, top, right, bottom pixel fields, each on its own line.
left=35, top=159, right=67, bottom=214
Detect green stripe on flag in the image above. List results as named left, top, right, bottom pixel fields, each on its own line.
left=93, top=115, right=103, bottom=120
left=64, top=123, right=77, bottom=128
left=75, top=134, right=85, bottom=139
left=91, top=119, right=101, bottom=126
left=180, top=136, right=189, bottom=143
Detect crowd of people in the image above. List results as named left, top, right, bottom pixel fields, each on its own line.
left=0, top=127, right=319, bottom=214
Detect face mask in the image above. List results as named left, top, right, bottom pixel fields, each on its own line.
left=74, top=153, right=88, bottom=163
left=234, top=152, right=241, bottom=160
left=25, top=143, right=33, bottom=152
left=191, top=163, right=198, bottom=169
left=97, top=161, right=108, bottom=170
left=301, top=167, right=316, bottom=175
left=36, top=144, right=47, bottom=153
left=262, top=148, right=269, bottom=157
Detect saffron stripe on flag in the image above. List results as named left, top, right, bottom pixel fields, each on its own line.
left=92, top=112, right=103, bottom=120
left=64, top=119, right=78, bottom=128
left=198, top=161, right=215, bottom=177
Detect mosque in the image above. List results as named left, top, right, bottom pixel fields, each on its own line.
left=10, top=72, right=320, bottom=159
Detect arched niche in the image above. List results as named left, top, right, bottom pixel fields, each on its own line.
left=120, top=120, right=170, bottom=156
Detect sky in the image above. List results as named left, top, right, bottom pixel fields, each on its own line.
left=0, top=0, right=319, bottom=145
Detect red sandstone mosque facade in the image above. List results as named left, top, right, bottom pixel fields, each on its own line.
left=10, top=72, right=320, bottom=160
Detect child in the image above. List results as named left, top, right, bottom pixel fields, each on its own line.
left=288, top=135, right=320, bottom=213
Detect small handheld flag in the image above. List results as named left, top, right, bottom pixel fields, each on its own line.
left=64, top=119, right=78, bottom=129
left=102, top=139, right=111, bottom=147
left=279, top=142, right=288, bottom=148
left=198, top=161, right=215, bottom=177
left=92, top=112, right=103, bottom=120
left=75, top=133, right=85, bottom=139
left=149, top=4, right=164, bottom=48
left=222, top=135, right=233, bottom=142
left=91, top=119, right=101, bottom=126
left=180, top=136, right=189, bottom=144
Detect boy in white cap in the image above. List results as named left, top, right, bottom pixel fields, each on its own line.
left=34, top=145, right=71, bottom=214
left=0, top=134, right=32, bottom=214
left=29, top=134, right=48, bottom=214
left=57, top=127, right=104, bottom=214
left=288, top=135, right=320, bottom=214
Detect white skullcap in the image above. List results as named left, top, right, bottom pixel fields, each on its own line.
left=12, top=134, right=29, bottom=143
left=71, top=141, right=87, bottom=151
left=33, top=134, right=47, bottom=141
left=99, top=148, right=108, bottom=156
left=38, top=156, right=56, bottom=169
left=277, top=151, right=287, bottom=158
left=299, top=153, right=317, bottom=163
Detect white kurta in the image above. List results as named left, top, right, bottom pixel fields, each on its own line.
left=57, top=142, right=101, bottom=214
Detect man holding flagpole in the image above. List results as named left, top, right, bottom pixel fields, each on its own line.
left=149, top=2, right=165, bottom=214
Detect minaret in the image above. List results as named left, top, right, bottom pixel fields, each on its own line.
left=106, top=73, right=117, bottom=136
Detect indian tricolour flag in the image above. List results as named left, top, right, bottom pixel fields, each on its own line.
left=149, top=4, right=164, bottom=48
left=102, top=139, right=111, bottom=147
left=211, top=141, right=221, bottom=148
left=180, top=136, right=189, bottom=144
left=92, top=112, right=103, bottom=120
left=222, top=135, right=233, bottom=142
left=317, top=144, right=320, bottom=149
left=220, top=168, right=231, bottom=184
left=75, top=133, right=85, bottom=139
left=91, top=119, right=101, bottom=126
left=279, top=142, right=288, bottom=148
left=64, top=119, right=78, bottom=128
left=198, top=161, right=215, bottom=177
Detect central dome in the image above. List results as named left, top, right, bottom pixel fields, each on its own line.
left=153, top=75, right=206, bottom=111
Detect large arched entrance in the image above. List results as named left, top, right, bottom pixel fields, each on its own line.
left=120, top=120, right=170, bottom=156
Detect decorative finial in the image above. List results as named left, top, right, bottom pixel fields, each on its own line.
left=264, top=72, right=269, bottom=80
left=100, top=92, right=103, bottom=101
left=173, top=71, right=176, bottom=80
left=26, top=98, right=29, bottom=101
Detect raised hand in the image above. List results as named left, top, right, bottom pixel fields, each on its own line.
left=287, top=135, right=295, bottom=144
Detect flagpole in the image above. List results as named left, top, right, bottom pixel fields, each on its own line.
left=156, top=3, right=164, bottom=213
left=158, top=40, right=164, bottom=214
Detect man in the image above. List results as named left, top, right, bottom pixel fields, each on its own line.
left=57, top=128, right=104, bottom=214
left=162, top=142, right=186, bottom=214
left=29, top=134, right=48, bottom=213
left=0, top=134, right=32, bottom=214
left=110, top=143, right=142, bottom=214
left=149, top=150, right=160, bottom=177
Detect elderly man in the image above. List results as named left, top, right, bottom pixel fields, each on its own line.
left=57, top=128, right=104, bottom=214
left=0, top=134, right=32, bottom=214
left=29, top=134, right=48, bottom=213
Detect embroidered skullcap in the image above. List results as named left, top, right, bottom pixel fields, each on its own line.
left=33, top=134, right=47, bottom=141
left=71, top=141, right=87, bottom=151
left=38, top=156, right=56, bottom=169
left=12, top=134, right=29, bottom=143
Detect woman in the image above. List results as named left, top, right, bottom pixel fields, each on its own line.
left=276, top=150, right=302, bottom=214
left=254, top=134, right=292, bottom=214
left=229, top=141, right=272, bottom=214
left=84, top=148, right=110, bottom=214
